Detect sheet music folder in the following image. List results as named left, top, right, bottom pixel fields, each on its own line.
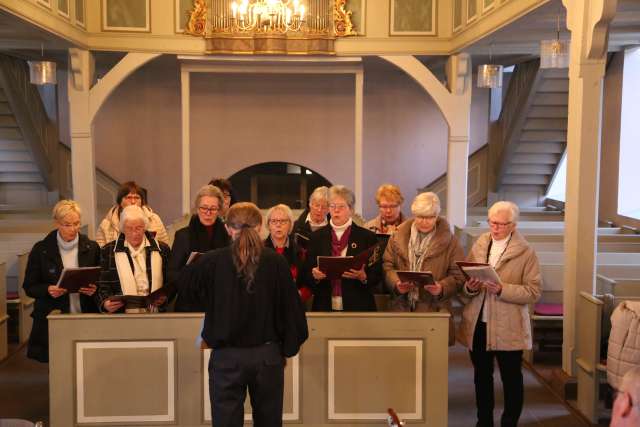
left=55, top=267, right=101, bottom=293
left=396, top=270, right=435, bottom=287
left=317, top=244, right=378, bottom=280
left=456, top=261, right=502, bottom=284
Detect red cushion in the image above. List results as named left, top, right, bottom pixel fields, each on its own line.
left=534, top=303, right=563, bottom=316
left=6, top=291, right=19, bottom=300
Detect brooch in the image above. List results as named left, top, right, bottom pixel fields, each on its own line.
left=351, top=242, right=357, bottom=249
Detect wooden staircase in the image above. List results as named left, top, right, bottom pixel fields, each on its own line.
left=0, top=86, right=50, bottom=208
left=491, top=61, right=568, bottom=205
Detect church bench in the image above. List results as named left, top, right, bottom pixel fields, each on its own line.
left=576, top=292, right=640, bottom=423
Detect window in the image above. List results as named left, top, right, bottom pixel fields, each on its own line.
left=546, top=152, right=566, bottom=202
left=617, top=47, right=640, bottom=219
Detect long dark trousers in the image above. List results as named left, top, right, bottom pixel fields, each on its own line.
left=208, top=342, right=285, bottom=427
left=469, top=321, right=524, bottom=427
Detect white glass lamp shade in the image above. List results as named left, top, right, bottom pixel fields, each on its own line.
left=477, top=64, right=503, bottom=88
left=28, top=60, right=57, bottom=85
left=540, top=39, right=570, bottom=69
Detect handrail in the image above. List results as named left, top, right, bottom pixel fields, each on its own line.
left=0, top=54, right=58, bottom=190
left=490, top=59, right=542, bottom=191
left=57, top=142, right=121, bottom=199
left=419, top=144, right=489, bottom=192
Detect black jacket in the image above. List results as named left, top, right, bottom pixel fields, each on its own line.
left=303, top=222, right=382, bottom=312
left=292, top=209, right=330, bottom=240
left=96, top=232, right=171, bottom=312
left=169, top=215, right=229, bottom=311
left=181, top=246, right=308, bottom=357
left=23, top=230, right=101, bottom=362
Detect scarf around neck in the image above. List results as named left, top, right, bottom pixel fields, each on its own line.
left=330, top=219, right=352, bottom=297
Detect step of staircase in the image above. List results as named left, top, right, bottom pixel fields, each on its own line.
left=516, top=142, right=565, bottom=154
left=532, top=93, right=568, bottom=106
left=502, top=174, right=550, bottom=185
left=523, top=118, right=567, bottom=131
left=0, top=140, right=27, bottom=151
left=0, top=172, right=44, bottom=183
left=512, top=153, right=561, bottom=164
left=0, top=161, right=39, bottom=172
left=538, top=79, right=569, bottom=92
left=528, top=106, right=568, bottom=119
left=0, top=102, right=11, bottom=115
left=0, top=116, right=18, bottom=127
left=0, top=127, right=22, bottom=140
left=506, top=164, right=556, bottom=175
left=541, top=69, right=569, bottom=79
left=0, top=150, right=33, bottom=162
left=520, top=130, right=567, bottom=143
left=0, top=88, right=6, bottom=102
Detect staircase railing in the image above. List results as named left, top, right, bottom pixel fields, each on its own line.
left=0, top=54, right=58, bottom=190
left=489, top=59, right=542, bottom=191
left=418, top=144, right=489, bottom=208
left=56, top=142, right=121, bottom=218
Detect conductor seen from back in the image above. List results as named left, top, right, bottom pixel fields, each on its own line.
left=181, top=202, right=308, bottom=427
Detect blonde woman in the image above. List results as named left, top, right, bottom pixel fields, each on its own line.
left=23, top=200, right=101, bottom=362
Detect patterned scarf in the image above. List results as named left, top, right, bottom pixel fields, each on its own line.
left=330, top=225, right=351, bottom=297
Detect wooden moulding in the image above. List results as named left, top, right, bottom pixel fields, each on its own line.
left=205, top=34, right=336, bottom=55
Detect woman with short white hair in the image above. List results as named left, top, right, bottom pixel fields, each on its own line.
left=383, top=192, right=464, bottom=342
left=23, top=200, right=101, bottom=362
left=458, top=200, right=541, bottom=427
left=292, top=186, right=330, bottom=239
left=97, top=205, right=172, bottom=313
left=304, top=185, right=381, bottom=312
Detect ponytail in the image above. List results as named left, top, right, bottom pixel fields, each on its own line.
left=226, top=203, right=263, bottom=290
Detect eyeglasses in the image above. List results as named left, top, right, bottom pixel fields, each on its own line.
left=124, top=225, right=145, bottom=233
left=269, top=219, right=290, bottom=226
left=379, top=204, right=400, bottom=210
left=415, top=215, right=436, bottom=221
left=329, top=203, right=349, bottom=211
left=310, top=202, right=328, bottom=209
left=124, top=194, right=142, bottom=201
left=60, top=221, right=81, bottom=228
left=222, top=192, right=231, bottom=199
left=198, top=206, right=220, bottom=214
left=488, top=219, right=513, bottom=228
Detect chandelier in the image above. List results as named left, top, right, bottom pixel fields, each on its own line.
left=540, top=15, right=569, bottom=69
left=185, top=0, right=356, bottom=55
left=230, top=0, right=306, bottom=33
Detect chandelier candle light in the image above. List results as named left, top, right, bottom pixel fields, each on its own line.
left=540, top=15, right=570, bottom=69
left=230, top=0, right=305, bottom=33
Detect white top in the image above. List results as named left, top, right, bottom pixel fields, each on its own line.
left=57, top=232, right=81, bottom=313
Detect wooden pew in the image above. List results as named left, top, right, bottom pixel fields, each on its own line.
left=0, top=262, right=7, bottom=362
left=576, top=292, right=640, bottom=423
left=455, top=226, right=640, bottom=255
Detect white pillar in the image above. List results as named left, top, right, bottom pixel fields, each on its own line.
left=561, top=0, right=618, bottom=375
left=181, top=69, right=191, bottom=215
left=67, top=48, right=97, bottom=237
left=447, top=136, right=469, bottom=228
left=354, top=67, right=364, bottom=214
left=445, top=54, right=472, bottom=229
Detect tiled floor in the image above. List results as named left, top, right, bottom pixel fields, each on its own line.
left=0, top=343, right=598, bottom=426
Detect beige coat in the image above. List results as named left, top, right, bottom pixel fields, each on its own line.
left=607, top=300, right=640, bottom=390
left=96, top=205, right=169, bottom=247
left=383, top=217, right=464, bottom=312
left=458, top=230, right=542, bottom=351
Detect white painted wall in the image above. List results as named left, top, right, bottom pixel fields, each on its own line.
left=60, top=56, right=489, bottom=223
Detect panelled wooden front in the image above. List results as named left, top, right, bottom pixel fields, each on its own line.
left=49, top=312, right=449, bottom=427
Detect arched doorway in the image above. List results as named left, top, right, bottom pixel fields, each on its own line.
left=229, top=162, right=332, bottom=209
